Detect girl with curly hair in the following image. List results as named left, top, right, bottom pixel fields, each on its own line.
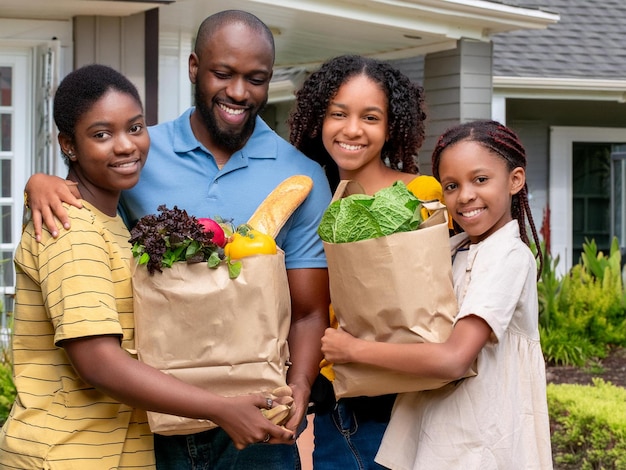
left=289, top=54, right=443, bottom=469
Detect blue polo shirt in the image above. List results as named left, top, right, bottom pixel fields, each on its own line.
left=120, top=108, right=331, bottom=269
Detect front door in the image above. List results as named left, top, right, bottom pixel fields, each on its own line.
left=550, top=127, right=626, bottom=275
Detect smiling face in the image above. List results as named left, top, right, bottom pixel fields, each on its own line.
left=190, top=21, right=273, bottom=155
left=438, top=140, right=525, bottom=244
left=60, top=89, right=149, bottom=212
left=322, top=74, right=389, bottom=178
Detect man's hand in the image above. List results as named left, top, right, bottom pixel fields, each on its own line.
left=215, top=394, right=295, bottom=449
left=282, top=381, right=309, bottom=433
left=25, top=173, right=82, bottom=241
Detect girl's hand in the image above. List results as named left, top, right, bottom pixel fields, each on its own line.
left=321, top=327, right=360, bottom=364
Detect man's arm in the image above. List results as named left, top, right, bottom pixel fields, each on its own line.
left=284, top=267, right=330, bottom=432
left=25, top=173, right=82, bottom=240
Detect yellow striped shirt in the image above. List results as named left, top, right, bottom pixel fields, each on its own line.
left=0, top=202, right=154, bottom=469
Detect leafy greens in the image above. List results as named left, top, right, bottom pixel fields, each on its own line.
left=318, top=181, right=423, bottom=243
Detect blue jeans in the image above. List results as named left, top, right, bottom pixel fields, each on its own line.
left=154, top=427, right=301, bottom=470
left=312, top=396, right=395, bottom=470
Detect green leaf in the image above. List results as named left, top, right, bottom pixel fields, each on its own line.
left=318, top=196, right=382, bottom=243
left=317, top=180, right=422, bottom=242
left=162, top=251, right=177, bottom=268
left=408, top=203, right=424, bottom=230
left=131, top=243, right=145, bottom=257
left=228, top=259, right=242, bottom=279
left=368, top=181, right=420, bottom=234
left=185, top=240, right=201, bottom=259
left=207, top=251, right=221, bottom=268
left=138, top=252, right=150, bottom=265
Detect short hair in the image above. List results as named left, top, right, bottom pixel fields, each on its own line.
left=194, top=10, right=275, bottom=63
left=289, top=55, right=426, bottom=189
left=53, top=64, right=142, bottom=141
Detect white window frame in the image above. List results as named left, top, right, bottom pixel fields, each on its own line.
left=550, top=126, right=626, bottom=275
left=0, top=48, right=32, bottom=280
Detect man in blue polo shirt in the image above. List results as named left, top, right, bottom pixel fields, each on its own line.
left=25, top=9, right=331, bottom=470
left=121, top=105, right=330, bottom=269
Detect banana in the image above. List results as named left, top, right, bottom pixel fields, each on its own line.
left=261, top=404, right=291, bottom=425
left=273, top=396, right=294, bottom=407
left=247, top=175, right=314, bottom=238
left=270, top=385, right=293, bottom=397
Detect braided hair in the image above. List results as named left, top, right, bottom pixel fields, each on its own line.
left=431, top=120, right=543, bottom=277
left=289, top=55, right=426, bottom=190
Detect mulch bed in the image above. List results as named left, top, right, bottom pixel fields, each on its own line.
left=546, top=346, right=626, bottom=388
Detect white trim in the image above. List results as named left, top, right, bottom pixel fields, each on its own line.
left=491, top=94, right=506, bottom=124
left=244, top=0, right=559, bottom=35
left=0, top=47, right=31, bottom=291
left=158, top=30, right=193, bottom=123
left=370, top=0, right=560, bottom=28
left=494, top=76, right=626, bottom=103
left=549, top=127, right=626, bottom=275
left=0, top=18, right=72, bottom=45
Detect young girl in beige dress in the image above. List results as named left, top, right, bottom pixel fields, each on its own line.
left=321, top=120, right=552, bottom=469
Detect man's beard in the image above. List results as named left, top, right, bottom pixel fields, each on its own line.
left=195, top=86, right=264, bottom=153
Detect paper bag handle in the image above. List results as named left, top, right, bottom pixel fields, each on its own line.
left=331, top=180, right=366, bottom=202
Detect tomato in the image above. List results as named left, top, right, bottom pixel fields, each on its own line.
left=224, top=227, right=277, bottom=259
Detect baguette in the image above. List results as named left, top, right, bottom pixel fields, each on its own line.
left=247, top=175, right=314, bottom=238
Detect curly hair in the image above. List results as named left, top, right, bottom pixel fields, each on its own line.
left=431, top=120, right=543, bottom=277
left=289, top=55, right=426, bottom=189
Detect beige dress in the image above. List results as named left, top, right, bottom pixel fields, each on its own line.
left=376, top=221, right=553, bottom=470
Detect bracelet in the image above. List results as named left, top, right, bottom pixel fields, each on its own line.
left=23, top=191, right=29, bottom=209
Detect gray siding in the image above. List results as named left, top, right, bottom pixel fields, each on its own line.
left=507, top=120, right=550, bottom=229
left=391, top=56, right=425, bottom=85
left=420, top=39, right=493, bottom=175
left=73, top=13, right=146, bottom=102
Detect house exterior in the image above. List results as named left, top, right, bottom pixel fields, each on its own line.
left=0, top=0, right=572, bottom=335
left=490, top=0, right=626, bottom=274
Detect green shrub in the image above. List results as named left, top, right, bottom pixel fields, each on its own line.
left=537, top=237, right=626, bottom=366
left=0, top=347, right=15, bottom=426
left=548, top=379, right=626, bottom=469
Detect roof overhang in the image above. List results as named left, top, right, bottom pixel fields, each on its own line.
left=0, top=0, right=173, bottom=19
left=158, top=0, right=559, bottom=69
left=1, top=0, right=561, bottom=102
left=494, top=76, right=626, bottom=103
left=0, top=0, right=559, bottom=63
left=0, top=0, right=559, bottom=66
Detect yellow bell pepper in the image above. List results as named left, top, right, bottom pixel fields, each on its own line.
left=224, top=227, right=277, bottom=259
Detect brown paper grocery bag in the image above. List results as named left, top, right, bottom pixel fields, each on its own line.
left=323, top=181, right=474, bottom=398
left=132, top=251, right=290, bottom=435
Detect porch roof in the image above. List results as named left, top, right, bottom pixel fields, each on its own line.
left=3, top=0, right=559, bottom=69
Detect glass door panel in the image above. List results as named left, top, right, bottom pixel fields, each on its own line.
left=611, top=147, right=626, bottom=261
left=572, top=143, right=611, bottom=264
